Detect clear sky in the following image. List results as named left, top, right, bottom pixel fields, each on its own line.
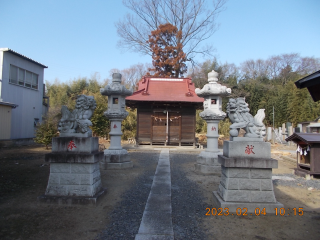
left=1, top=0, right=319, bottom=83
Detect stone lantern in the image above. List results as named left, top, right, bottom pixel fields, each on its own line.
left=100, top=73, right=133, bottom=169
left=194, top=70, right=231, bottom=174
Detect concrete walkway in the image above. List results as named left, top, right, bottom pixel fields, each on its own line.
left=135, top=149, right=174, bottom=240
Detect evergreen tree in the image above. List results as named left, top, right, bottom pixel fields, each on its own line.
left=34, top=108, right=59, bottom=149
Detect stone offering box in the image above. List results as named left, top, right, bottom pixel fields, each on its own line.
left=38, top=137, right=106, bottom=205
left=213, top=140, right=283, bottom=213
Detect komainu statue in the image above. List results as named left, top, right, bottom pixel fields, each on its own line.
left=58, top=95, right=96, bottom=136
left=227, top=97, right=266, bottom=138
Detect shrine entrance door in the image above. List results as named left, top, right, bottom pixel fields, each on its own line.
left=151, top=111, right=181, bottom=145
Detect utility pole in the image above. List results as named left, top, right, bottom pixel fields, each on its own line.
left=272, top=106, right=275, bottom=144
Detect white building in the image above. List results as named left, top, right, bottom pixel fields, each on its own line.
left=0, top=48, right=48, bottom=140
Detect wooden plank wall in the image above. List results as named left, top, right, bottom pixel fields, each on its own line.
left=311, top=144, right=320, bottom=173
left=168, top=112, right=180, bottom=143
left=136, top=105, right=196, bottom=145
left=152, top=112, right=166, bottom=142
left=181, top=109, right=195, bottom=143
left=137, top=109, right=152, bottom=142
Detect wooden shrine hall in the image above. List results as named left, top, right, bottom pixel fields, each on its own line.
left=126, top=76, right=203, bottom=146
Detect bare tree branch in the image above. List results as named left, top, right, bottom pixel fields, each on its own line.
left=116, top=0, right=227, bottom=62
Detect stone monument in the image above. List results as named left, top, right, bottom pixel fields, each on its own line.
left=212, top=97, right=283, bottom=213
left=39, top=95, right=105, bottom=204
left=194, top=70, right=231, bottom=174
left=100, top=73, right=133, bottom=169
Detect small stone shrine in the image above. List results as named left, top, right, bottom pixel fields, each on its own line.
left=39, top=95, right=105, bottom=204
left=213, top=98, right=283, bottom=213
left=100, top=73, right=133, bottom=169
left=194, top=70, right=231, bottom=174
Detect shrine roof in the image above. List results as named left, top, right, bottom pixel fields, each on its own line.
left=126, top=77, right=203, bottom=103
left=295, top=70, right=320, bottom=102
left=286, top=133, right=320, bottom=144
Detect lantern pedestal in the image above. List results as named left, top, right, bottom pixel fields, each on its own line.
left=102, top=149, right=133, bottom=169
left=194, top=70, right=231, bottom=175
left=195, top=119, right=223, bottom=175
left=100, top=73, right=133, bottom=169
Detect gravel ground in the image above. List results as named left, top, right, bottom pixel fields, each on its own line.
left=273, top=173, right=320, bottom=190
left=170, top=152, right=208, bottom=240
left=96, top=151, right=159, bottom=240
left=97, top=150, right=208, bottom=240
left=96, top=149, right=320, bottom=240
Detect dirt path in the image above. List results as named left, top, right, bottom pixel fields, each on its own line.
left=0, top=144, right=319, bottom=240
left=0, top=146, right=147, bottom=240
left=178, top=150, right=320, bottom=240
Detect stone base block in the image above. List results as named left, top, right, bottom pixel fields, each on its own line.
left=194, top=150, right=221, bottom=175
left=45, top=162, right=103, bottom=197
left=106, top=161, right=133, bottom=169
left=223, top=141, right=271, bottom=159
left=104, top=149, right=130, bottom=162
left=196, top=151, right=221, bottom=165
left=45, top=151, right=104, bottom=163
left=218, top=184, right=276, bottom=202
left=59, top=132, right=92, bottom=138
left=52, top=137, right=99, bottom=153
left=232, top=137, right=263, bottom=142
left=218, top=155, right=278, bottom=169
left=194, top=163, right=221, bottom=175
left=38, top=188, right=106, bottom=205
left=102, top=149, right=133, bottom=169
left=212, top=191, right=283, bottom=214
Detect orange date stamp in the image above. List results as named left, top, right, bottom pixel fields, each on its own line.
left=205, top=207, right=304, bottom=216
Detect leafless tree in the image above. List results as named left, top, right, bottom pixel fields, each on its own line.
left=109, top=63, right=152, bottom=90
left=239, top=53, right=320, bottom=84
left=240, top=59, right=269, bottom=80
left=296, top=57, right=320, bottom=76
left=220, top=62, right=239, bottom=81
left=116, top=0, right=227, bottom=64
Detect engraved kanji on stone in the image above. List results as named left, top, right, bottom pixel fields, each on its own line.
left=67, top=140, right=77, bottom=150
left=211, top=126, right=216, bottom=131
left=113, top=124, right=117, bottom=128
left=245, top=145, right=255, bottom=155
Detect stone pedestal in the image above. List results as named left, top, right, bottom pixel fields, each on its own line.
left=194, top=120, right=221, bottom=175
left=213, top=141, right=283, bottom=213
left=195, top=119, right=222, bottom=175
left=102, top=149, right=133, bottom=169
left=195, top=151, right=221, bottom=174
left=102, top=116, right=133, bottom=170
left=38, top=137, right=106, bottom=205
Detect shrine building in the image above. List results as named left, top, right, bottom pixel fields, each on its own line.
left=126, top=76, right=203, bottom=146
